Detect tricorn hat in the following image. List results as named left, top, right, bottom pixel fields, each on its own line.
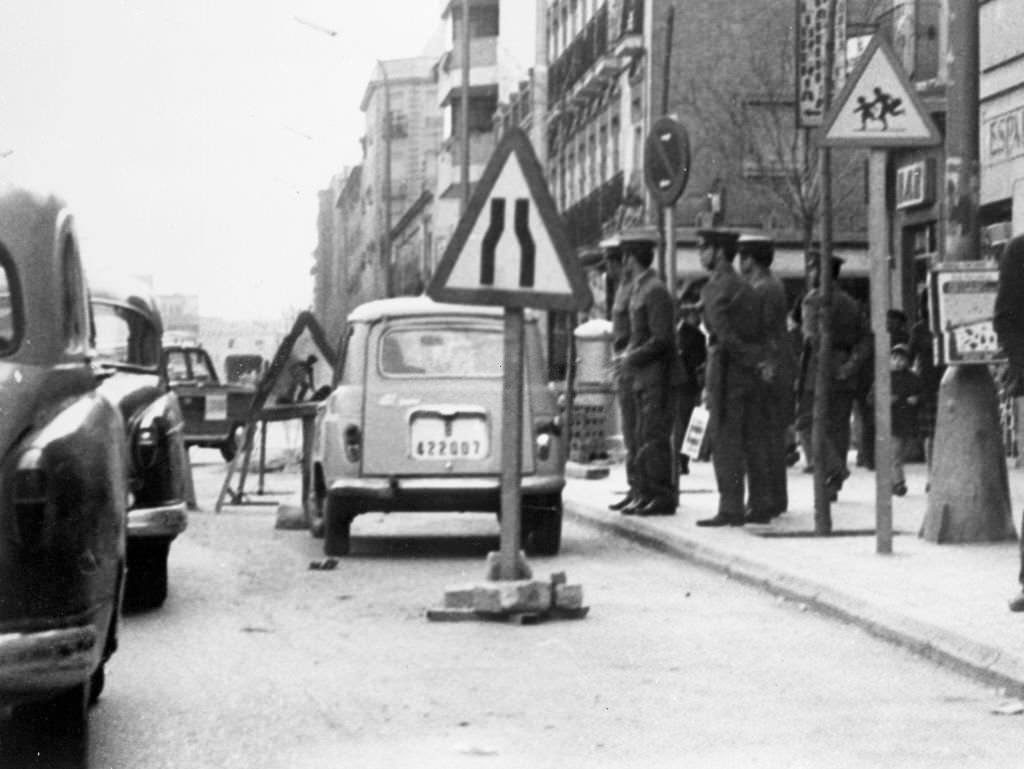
left=891, top=343, right=911, bottom=358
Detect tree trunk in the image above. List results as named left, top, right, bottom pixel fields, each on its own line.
left=921, top=366, right=1017, bottom=543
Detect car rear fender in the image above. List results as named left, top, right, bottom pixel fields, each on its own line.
left=316, top=384, right=364, bottom=488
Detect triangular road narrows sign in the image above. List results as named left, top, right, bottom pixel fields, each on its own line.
left=427, top=128, right=592, bottom=312
left=821, top=34, right=940, bottom=148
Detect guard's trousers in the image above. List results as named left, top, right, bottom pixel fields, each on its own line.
left=633, top=381, right=675, bottom=505
left=710, top=375, right=760, bottom=518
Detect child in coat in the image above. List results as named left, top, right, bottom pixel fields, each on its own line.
left=889, top=344, right=922, bottom=496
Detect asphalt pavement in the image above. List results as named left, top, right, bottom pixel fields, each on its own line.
left=564, top=455, right=1024, bottom=698
left=229, top=428, right=1024, bottom=699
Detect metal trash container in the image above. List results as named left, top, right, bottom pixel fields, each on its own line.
left=570, top=319, right=617, bottom=463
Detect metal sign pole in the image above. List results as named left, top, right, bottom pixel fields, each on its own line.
left=498, top=307, right=526, bottom=579
left=869, top=149, right=893, bottom=554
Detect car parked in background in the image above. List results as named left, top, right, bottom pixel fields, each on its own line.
left=91, top=275, right=190, bottom=610
left=161, top=344, right=254, bottom=461
left=306, top=296, right=567, bottom=556
left=0, top=181, right=125, bottom=742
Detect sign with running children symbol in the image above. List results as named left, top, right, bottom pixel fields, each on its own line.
left=821, top=34, right=940, bottom=148
left=428, top=128, right=592, bottom=312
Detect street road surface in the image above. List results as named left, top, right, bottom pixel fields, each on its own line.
left=6, top=453, right=1022, bottom=768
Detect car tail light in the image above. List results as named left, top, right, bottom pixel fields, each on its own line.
left=343, top=424, right=362, bottom=463
left=134, top=415, right=168, bottom=470
left=12, top=467, right=49, bottom=549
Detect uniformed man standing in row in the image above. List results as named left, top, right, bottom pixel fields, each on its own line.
left=619, top=228, right=682, bottom=516
left=738, top=234, right=793, bottom=521
left=797, top=251, right=872, bottom=500
left=606, top=235, right=641, bottom=512
left=696, top=229, right=771, bottom=526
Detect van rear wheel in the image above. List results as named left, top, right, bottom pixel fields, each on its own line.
left=521, top=495, right=563, bottom=556
left=324, top=499, right=356, bottom=556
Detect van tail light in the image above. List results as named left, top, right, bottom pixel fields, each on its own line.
left=534, top=420, right=560, bottom=462
left=12, top=467, right=49, bottom=549
left=343, top=425, right=362, bottom=463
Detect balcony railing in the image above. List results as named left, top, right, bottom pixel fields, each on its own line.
left=549, top=5, right=613, bottom=105
left=561, top=171, right=625, bottom=249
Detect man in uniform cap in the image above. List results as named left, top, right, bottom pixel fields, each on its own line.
left=738, top=234, right=793, bottom=521
left=696, top=229, right=770, bottom=526
left=604, top=234, right=642, bottom=512
left=796, top=249, right=872, bottom=500
left=618, top=227, right=682, bottom=516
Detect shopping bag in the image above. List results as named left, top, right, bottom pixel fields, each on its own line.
left=681, top=405, right=710, bottom=460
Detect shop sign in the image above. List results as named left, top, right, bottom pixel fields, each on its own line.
left=895, top=159, right=933, bottom=209
left=985, top=106, right=1024, bottom=165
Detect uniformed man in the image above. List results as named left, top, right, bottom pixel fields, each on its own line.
left=620, top=227, right=682, bottom=516
left=696, top=229, right=770, bottom=527
left=797, top=251, right=872, bottom=500
left=604, top=235, right=641, bottom=513
left=993, top=232, right=1024, bottom=612
left=738, top=234, right=793, bottom=521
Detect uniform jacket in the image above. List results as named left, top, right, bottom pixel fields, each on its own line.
left=611, top=273, right=635, bottom=355
left=700, top=260, right=765, bottom=384
left=995, top=234, right=1024, bottom=366
left=750, top=270, right=796, bottom=390
left=800, top=286, right=872, bottom=393
left=624, top=268, right=683, bottom=390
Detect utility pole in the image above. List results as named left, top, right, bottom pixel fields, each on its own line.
left=921, top=0, right=1015, bottom=542
left=460, top=0, right=471, bottom=215
left=811, top=0, right=837, bottom=535
left=380, top=60, right=393, bottom=297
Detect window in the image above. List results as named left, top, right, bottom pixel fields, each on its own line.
left=93, top=303, right=160, bottom=367
left=188, top=350, right=214, bottom=381
left=0, top=247, right=20, bottom=356
left=379, top=327, right=503, bottom=377
left=61, top=234, right=87, bottom=353
left=165, top=350, right=190, bottom=381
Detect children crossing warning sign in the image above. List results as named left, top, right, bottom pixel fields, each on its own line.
left=821, top=34, right=940, bottom=148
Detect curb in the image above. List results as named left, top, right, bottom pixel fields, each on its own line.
left=564, top=499, right=1024, bottom=698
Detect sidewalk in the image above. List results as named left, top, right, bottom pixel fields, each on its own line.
left=563, top=456, right=1024, bottom=697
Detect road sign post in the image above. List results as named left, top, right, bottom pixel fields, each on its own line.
left=644, top=116, right=690, bottom=490
left=427, top=128, right=591, bottom=583
left=821, top=34, right=941, bottom=553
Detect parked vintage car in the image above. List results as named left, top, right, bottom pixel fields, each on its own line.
left=306, top=296, right=566, bottom=556
left=0, top=181, right=125, bottom=738
left=161, top=344, right=254, bottom=460
left=91, top=275, right=190, bottom=610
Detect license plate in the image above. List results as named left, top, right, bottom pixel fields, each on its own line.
left=410, top=415, right=488, bottom=460
left=205, top=393, right=228, bottom=421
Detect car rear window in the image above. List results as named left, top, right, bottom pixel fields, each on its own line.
left=380, top=327, right=502, bottom=377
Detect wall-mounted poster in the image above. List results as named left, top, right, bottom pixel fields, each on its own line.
left=929, top=262, right=1005, bottom=365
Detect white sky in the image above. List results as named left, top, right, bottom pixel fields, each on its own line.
left=0, top=0, right=447, bottom=321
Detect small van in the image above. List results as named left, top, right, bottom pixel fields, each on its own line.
left=306, top=296, right=566, bottom=556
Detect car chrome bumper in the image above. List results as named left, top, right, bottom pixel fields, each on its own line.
left=127, top=501, right=188, bottom=539
left=0, top=626, right=98, bottom=699
left=327, top=475, right=565, bottom=512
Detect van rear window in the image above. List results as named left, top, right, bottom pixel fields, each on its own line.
left=380, top=327, right=503, bottom=377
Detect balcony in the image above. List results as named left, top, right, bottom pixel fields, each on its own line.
left=549, top=5, right=622, bottom=108
left=609, top=0, right=644, bottom=59
left=561, top=171, right=626, bottom=249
